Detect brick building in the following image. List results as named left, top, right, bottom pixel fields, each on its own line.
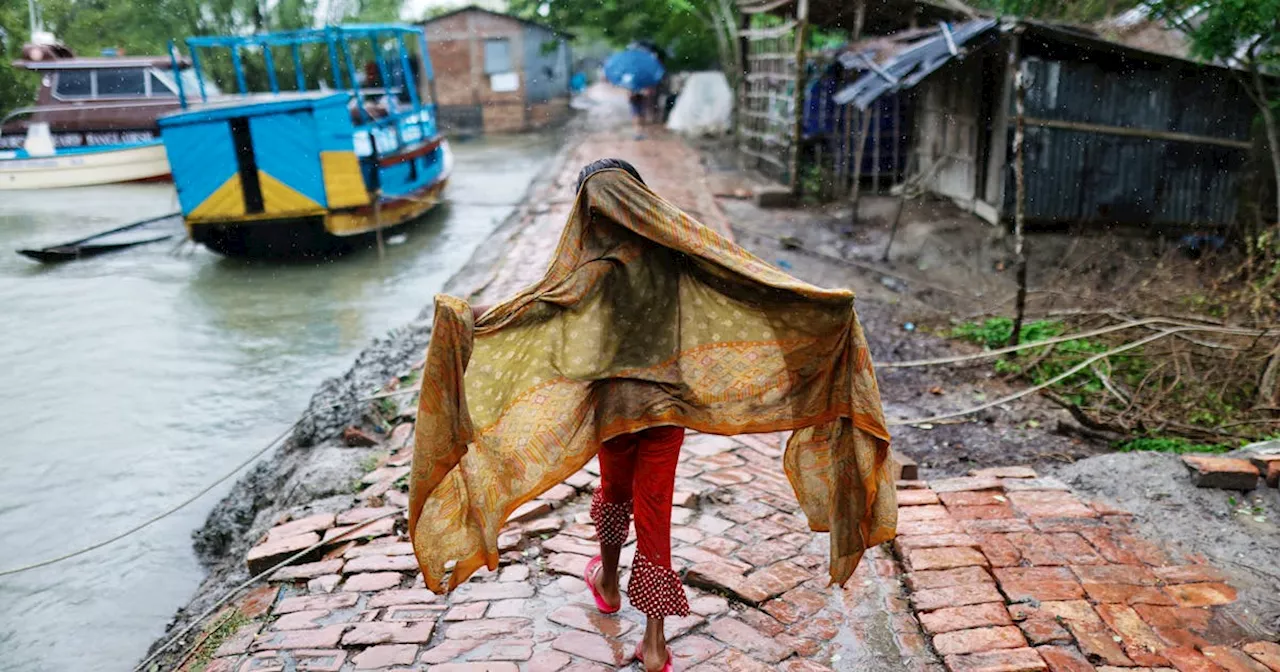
left=423, top=6, right=573, bottom=135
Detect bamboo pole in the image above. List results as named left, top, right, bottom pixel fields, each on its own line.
left=788, top=0, right=809, bottom=197
left=1008, top=50, right=1029, bottom=350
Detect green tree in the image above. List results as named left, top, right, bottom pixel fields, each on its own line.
left=1148, top=0, right=1280, bottom=223
left=971, top=0, right=1141, bottom=23
left=507, top=0, right=723, bottom=72
left=0, top=1, right=38, bottom=117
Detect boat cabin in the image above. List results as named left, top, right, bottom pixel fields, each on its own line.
left=2, top=42, right=214, bottom=149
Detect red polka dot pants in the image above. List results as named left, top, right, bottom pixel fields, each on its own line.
left=590, top=425, right=690, bottom=618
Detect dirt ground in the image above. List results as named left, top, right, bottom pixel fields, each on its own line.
left=698, top=142, right=1280, bottom=639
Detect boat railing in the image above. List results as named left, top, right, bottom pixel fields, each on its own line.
left=167, top=24, right=438, bottom=154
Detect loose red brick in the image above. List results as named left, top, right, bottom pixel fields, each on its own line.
left=1005, top=533, right=1068, bottom=565
left=548, top=603, right=636, bottom=638
left=907, top=566, right=995, bottom=591
left=1007, top=492, right=1098, bottom=519
left=1243, top=642, right=1280, bottom=671
left=994, top=567, right=1084, bottom=603
left=1131, top=605, right=1213, bottom=649
left=964, top=519, right=1036, bottom=534
left=1019, top=618, right=1072, bottom=646
left=290, top=649, right=347, bottom=672
left=247, top=533, right=323, bottom=575
left=908, top=547, right=990, bottom=572
left=1081, top=583, right=1176, bottom=606
left=342, top=621, right=434, bottom=645
left=1162, top=646, right=1224, bottom=672
left=275, top=593, right=358, bottom=614
left=550, top=631, right=628, bottom=666
left=1182, top=456, right=1259, bottom=490
left=977, top=534, right=1023, bottom=568
left=453, top=581, right=535, bottom=602
left=267, top=513, right=337, bottom=541
left=1151, top=565, right=1229, bottom=584
left=1111, top=533, right=1173, bottom=567
left=342, top=572, right=401, bottom=592
left=351, top=644, right=417, bottom=669
left=901, top=519, right=966, bottom=535
left=213, top=622, right=262, bottom=657
left=343, top=554, right=418, bottom=573
left=934, top=626, right=1027, bottom=656
left=444, top=618, right=533, bottom=640
left=1095, top=604, right=1168, bottom=664
left=931, top=476, right=1004, bottom=493
left=366, top=589, right=439, bottom=608
left=738, top=561, right=812, bottom=603
left=919, top=603, right=1013, bottom=634
left=912, top=583, right=1006, bottom=612
left=1166, top=582, right=1238, bottom=607
left=900, top=505, right=953, bottom=522
left=951, top=506, right=1018, bottom=521
left=1077, top=529, right=1146, bottom=566
left=1264, top=461, right=1280, bottom=489
left=271, top=609, right=328, bottom=631
left=971, top=467, right=1039, bottom=479
left=428, top=664, right=519, bottom=672
left=418, top=639, right=481, bottom=664
left=1202, top=646, right=1272, bottom=672
left=897, top=534, right=982, bottom=553
left=1066, top=621, right=1134, bottom=667
left=271, top=559, right=345, bottom=581
left=943, top=647, right=1049, bottom=671
left=705, top=617, right=796, bottom=662
left=1036, top=645, right=1096, bottom=672
left=443, top=602, right=488, bottom=621
left=899, top=489, right=942, bottom=506
left=942, top=492, right=1010, bottom=508
left=1047, top=534, right=1105, bottom=565
left=1072, top=564, right=1158, bottom=585
left=1037, top=600, right=1103, bottom=625
left=252, top=625, right=346, bottom=650
left=527, top=650, right=573, bottom=672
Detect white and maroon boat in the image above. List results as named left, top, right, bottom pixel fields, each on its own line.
left=0, top=34, right=219, bottom=190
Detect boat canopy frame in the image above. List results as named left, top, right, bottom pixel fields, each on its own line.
left=166, top=24, right=437, bottom=154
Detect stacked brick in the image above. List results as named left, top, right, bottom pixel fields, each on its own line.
left=891, top=467, right=1280, bottom=672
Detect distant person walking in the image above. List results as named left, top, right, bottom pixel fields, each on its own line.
left=409, top=159, right=897, bottom=672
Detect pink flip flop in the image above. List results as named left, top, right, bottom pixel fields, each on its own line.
left=634, top=641, right=674, bottom=672
left=584, top=555, right=620, bottom=614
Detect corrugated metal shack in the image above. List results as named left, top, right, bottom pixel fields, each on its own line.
left=735, top=0, right=962, bottom=190
left=740, top=0, right=1259, bottom=230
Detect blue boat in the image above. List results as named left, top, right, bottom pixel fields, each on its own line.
left=158, top=25, right=452, bottom=258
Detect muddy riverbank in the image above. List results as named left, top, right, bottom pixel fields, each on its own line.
left=144, top=134, right=586, bottom=669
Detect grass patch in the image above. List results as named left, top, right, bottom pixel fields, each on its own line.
left=1114, top=436, right=1232, bottom=454
left=187, top=610, right=248, bottom=672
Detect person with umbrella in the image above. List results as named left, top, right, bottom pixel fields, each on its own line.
left=604, top=46, right=666, bottom=139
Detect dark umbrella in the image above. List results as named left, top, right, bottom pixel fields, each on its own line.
left=604, top=48, right=666, bottom=91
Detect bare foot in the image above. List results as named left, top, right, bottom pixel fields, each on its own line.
left=590, top=563, right=621, bottom=610
left=641, top=642, right=669, bottom=672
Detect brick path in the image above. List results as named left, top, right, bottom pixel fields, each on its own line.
left=188, top=92, right=1280, bottom=671
left=197, top=427, right=1279, bottom=672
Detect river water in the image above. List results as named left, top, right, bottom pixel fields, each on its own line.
left=0, top=133, right=556, bottom=672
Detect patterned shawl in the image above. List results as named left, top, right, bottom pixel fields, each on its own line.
left=409, top=168, right=896, bottom=593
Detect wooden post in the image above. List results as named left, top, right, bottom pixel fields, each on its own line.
left=849, top=107, right=872, bottom=224
left=853, top=0, right=867, bottom=41
left=788, top=0, right=810, bottom=197
left=1008, top=51, right=1029, bottom=350
left=872, top=99, right=882, bottom=194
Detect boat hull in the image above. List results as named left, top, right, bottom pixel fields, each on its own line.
left=190, top=178, right=449, bottom=259
left=0, top=142, right=171, bottom=190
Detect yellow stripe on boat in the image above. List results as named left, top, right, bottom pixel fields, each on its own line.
left=321, top=151, right=371, bottom=209
left=188, top=171, right=325, bottom=223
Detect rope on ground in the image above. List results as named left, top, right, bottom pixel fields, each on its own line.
left=132, top=508, right=406, bottom=672
left=886, top=327, right=1194, bottom=427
